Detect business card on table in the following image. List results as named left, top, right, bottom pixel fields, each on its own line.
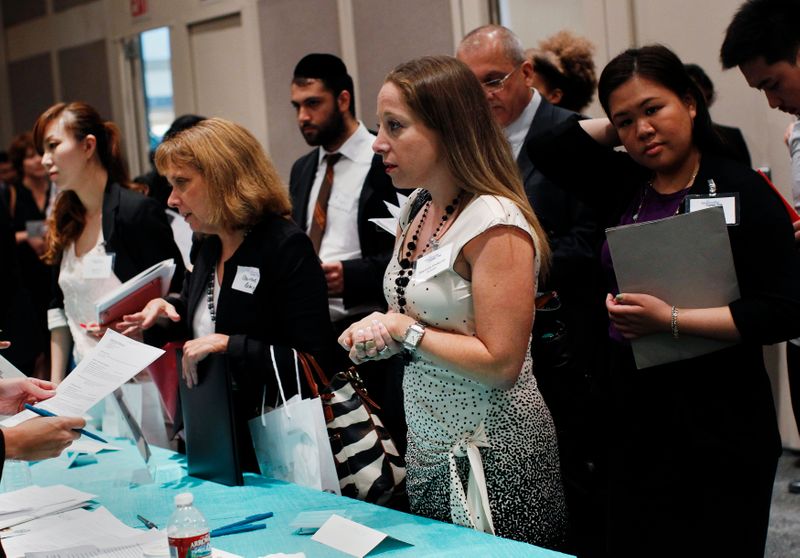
left=311, top=514, right=412, bottom=557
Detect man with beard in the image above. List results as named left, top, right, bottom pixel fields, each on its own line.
left=289, top=53, right=408, bottom=463
left=457, top=26, right=606, bottom=556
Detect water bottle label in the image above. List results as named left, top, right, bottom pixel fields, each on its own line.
left=168, top=533, right=211, bottom=558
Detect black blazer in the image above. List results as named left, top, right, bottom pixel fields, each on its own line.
left=146, top=212, right=331, bottom=408
left=50, top=181, right=185, bottom=312
left=519, top=99, right=606, bottom=381
left=289, top=149, right=401, bottom=312
left=519, top=99, right=602, bottom=288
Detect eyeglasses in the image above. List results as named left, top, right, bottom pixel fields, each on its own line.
left=480, top=65, right=521, bottom=93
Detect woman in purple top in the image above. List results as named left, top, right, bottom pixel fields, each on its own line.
left=529, top=45, right=800, bottom=557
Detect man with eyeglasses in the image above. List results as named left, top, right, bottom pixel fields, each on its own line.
left=458, top=25, right=606, bottom=557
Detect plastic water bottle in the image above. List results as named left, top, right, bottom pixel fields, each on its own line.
left=167, top=493, right=211, bottom=558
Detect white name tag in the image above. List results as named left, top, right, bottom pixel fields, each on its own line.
left=414, top=244, right=452, bottom=283
left=232, top=266, right=260, bottom=294
left=685, top=194, right=739, bottom=225
left=83, top=254, right=114, bottom=279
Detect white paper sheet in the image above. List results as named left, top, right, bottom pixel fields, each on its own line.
left=1, top=330, right=164, bottom=428
left=5, top=507, right=163, bottom=558
left=311, top=514, right=411, bottom=558
left=368, top=193, right=409, bottom=237
left=0, top=354, right=27, bottom=379
left=0, top=485, right=96, bottom=530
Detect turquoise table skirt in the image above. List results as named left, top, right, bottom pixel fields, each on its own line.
left=28, top=440, right=571, bottom=558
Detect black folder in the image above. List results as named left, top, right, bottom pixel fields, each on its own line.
left=178, top=352, right=244, bottom=486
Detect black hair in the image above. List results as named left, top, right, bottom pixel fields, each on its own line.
left=293, top=53, right=356, bottom=117
left=598, top=45, right=724, bottom=156
left=721, top=0, right=800, bottom=68
left=163, top=114, right=206, bottom=141
left=0, top=151, right=8, bottom=163
left=684, top=63, right=715, bottom=106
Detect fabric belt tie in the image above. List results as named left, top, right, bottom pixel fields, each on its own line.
left=448, top=421, right=495, bottom=535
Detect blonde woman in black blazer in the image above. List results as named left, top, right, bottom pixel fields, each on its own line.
left=119, top=119, right=330, bottom=469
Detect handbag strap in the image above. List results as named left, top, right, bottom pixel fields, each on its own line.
left=296, top=353, right=322, bottom=399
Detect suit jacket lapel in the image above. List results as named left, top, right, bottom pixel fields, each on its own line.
left=101, top=181, right=121, bottom=248
left=517, top=99, right=554, bottom=185
left=292, top=149, right=320, bottom=231
left=186, top=238, right=220, bottom=328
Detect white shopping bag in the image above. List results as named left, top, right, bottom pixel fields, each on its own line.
left=248, top=348, right=340, bottom=494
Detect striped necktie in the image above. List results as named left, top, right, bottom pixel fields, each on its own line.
left=308, top=152, right=342, bottom=253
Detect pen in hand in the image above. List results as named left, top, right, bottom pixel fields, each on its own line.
left=23, top=404, right=108, bottom=444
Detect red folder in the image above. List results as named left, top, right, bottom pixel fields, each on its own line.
left=98, top=277, right=162, bottom=326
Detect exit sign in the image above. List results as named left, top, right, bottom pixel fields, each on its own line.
left=131, top=0, right=147, bottom=18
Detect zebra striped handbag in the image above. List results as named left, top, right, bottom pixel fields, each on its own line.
left=297, top=353, right=406, bottom=505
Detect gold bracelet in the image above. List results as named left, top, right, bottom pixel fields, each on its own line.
left=671, top=305, right=679, bottom=339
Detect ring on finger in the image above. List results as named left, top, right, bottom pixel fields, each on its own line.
left=378, top=346, right=392, bottom=356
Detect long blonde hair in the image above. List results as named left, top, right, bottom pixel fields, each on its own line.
left=155, top=118, right=291, bottom=230
left=386, top=55, right=551, bottom=275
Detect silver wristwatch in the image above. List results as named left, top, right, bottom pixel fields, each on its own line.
left=402, top=322, right=426, bottom=352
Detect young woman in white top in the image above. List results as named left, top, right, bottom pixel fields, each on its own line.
left=33, top=102, right=183, bottom=383
left=338, top=55, right=566, bottom=548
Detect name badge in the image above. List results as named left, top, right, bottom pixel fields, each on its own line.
left=83, top=254, right=114, bottom=279
left=414, top=244, right=452, bottom=283
left=685, top=193, right=739, bottom=225
left=232, top=266, right=260, bottom=294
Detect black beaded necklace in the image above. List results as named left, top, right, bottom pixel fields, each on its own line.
left=395, top=192, right=461, bottom=314
left=206, top=269, right=217, bottom=322
left=206, top=228, right=252, bottom=323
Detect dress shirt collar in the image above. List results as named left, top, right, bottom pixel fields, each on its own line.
left=504, top=89, right=541, bottom=159
left=317, top=122, right=374, bottom=166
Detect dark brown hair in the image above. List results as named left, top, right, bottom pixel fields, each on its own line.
left=33, top=102, right=130, bottom=264
left=8, top=132, right=35, bottom=179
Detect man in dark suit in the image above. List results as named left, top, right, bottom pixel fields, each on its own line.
left=289, top=54, right=407, bottom=457
left=458, top=25, right=606, bottom=556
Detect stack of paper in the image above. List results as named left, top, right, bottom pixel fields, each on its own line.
left=0, top=485, right=96, bottom=530
left=2, top=507, right=164, bottom=558
left=94, top=259, right=176, bottom=326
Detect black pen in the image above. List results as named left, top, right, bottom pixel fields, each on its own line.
left=137, top=514, right=159, bottom=530
left=23, top=404, right=108, bottom=444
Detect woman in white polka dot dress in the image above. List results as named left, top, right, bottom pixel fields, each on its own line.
left=338, top=56, right=567, bottom=548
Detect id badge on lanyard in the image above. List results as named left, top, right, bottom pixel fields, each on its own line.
left=684, top=179, right=739, bottom=225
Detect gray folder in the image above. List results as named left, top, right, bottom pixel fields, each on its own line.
left=606, top=206, right=739, bottom=369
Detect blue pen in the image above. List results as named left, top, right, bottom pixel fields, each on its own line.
left=210, top=523, right=267, bottom=538
left=213, top=512, right=274, bottom=532
left=23, top=404, right=108, bottom=444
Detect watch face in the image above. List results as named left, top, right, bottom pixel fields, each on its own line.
left=404, top=324, right=425, bottom=349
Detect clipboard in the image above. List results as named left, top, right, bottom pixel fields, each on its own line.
left=178, top=352, right=244, bottom=486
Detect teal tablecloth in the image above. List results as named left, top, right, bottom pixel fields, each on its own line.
left=28, top=440, right=570, bottom=558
